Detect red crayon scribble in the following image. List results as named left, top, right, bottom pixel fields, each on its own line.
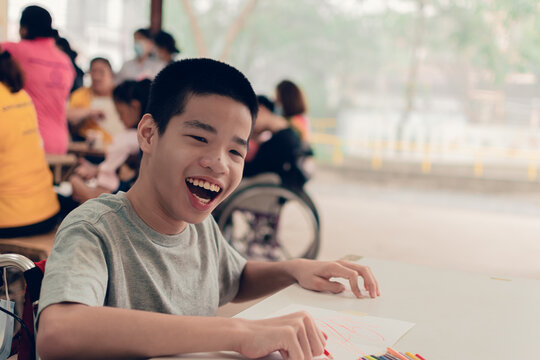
left=313, top=315, right=388, bottom=358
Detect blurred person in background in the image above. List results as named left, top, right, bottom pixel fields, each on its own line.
left=244, top=95, right=311, bottom=189
left=54, top=34, right=85, bottom=93
left=0, top=5, right=75, bottom=154
left=153, top=30, right=181, bottom=64
left=117, top=28, right=164, bottom=82
left=0, top=51, right=60, bottom=238
left=68, top=79, right=151, bottom=204
left=67, top=57, right=125, bottom=147
left=275, top=79, right=310, bottom=142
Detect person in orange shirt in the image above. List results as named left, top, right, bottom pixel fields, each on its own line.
left=0, top=50, right=60, bottom=238
left=67, top=57, right=125, bottom=147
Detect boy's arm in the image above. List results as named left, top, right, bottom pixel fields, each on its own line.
left=37, top=302, right=326, bottom=360
left=233, top=259, right=380, bottom=302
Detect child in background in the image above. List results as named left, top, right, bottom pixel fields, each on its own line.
left=67, top=57, right=125, bottom=147
left=37, top=59, right=379, bottom=359
left=0, top=51, right=60, bottom=237
left=244, top=95, right=308, bottom=189
left=68, top=79, right=150, bottom=203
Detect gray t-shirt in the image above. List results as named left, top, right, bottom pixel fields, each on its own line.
left=38, top=192, right=247, bottom=318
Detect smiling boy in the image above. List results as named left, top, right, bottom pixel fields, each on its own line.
left=36, top=59, right=379, bottom=360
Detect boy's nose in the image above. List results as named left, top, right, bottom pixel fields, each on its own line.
left=200, top=152, right=228, bottom=175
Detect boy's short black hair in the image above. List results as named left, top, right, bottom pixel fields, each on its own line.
left=20, top=5, right=55, bottom=39
left=147, top=58, right=258, bottom=135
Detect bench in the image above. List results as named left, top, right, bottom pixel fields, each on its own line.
left=46, top=153, right=78, bottom=184
left=0, top=231, right=56, bottom=262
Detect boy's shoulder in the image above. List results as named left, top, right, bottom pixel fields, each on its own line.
left=59, top=192, right=221, bottom=242
left=59, top=192, right=129, bottom=230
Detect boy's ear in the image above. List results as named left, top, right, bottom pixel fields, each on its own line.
left=138, top=114, right=157, bottom=154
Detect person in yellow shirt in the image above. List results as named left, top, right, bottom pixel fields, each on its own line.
left=67, top=57, right=125, bottom=147
left=0, top=50, right=60, bottom=237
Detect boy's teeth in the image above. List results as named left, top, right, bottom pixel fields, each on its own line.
left=187, top=178, right=221, bottom=192
left=193, top=193, right=210, bottom=204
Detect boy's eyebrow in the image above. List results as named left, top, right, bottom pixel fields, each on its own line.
left=184, top=120, right=217, bottom=134
left=184, top=120, right=248, bottom=148
left=233, top=136, right=248, bottom=148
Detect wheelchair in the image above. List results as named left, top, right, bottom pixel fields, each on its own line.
left=0, top=253, right=41, bottom=360
left=213, top=145, right=321, bottom=261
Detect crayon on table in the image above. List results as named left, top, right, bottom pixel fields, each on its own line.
left=415, top=354, right=427, bottom=360
left=405, top=352, right=420, bottom=360
left=323, top=349, right=333, bottom=359
left=386, top=347, right=410, bottom=360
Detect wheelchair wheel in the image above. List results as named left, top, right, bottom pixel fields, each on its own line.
left=216, top=183, right=320, bottom=261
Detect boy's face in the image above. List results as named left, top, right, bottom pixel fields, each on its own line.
left=143, top=94, right=252, bottom=225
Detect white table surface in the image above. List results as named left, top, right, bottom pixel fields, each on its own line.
left=156, top=258, right=540, bottom=360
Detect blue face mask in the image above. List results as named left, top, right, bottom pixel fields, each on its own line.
left=134, top=42, right=144, bottom=58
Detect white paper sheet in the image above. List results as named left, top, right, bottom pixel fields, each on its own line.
left=168, top=304, right=415, bottom=360
left=261, top=304, right=415, bottom=360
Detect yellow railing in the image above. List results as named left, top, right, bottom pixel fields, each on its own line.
left=309, top=118, right=540, bottom=181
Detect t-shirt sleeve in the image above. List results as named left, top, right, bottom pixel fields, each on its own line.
left=68, top=87, right=90, bottom=108
left=37, top=219, right=109, bottom=318
left=208, top=217, right=247, bottom=306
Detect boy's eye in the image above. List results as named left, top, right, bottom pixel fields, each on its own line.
left=230, top=149, right=244, bottom=158
left=189, top=135, right=207, bottom=143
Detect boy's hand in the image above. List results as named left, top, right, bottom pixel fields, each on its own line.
left=235, top=312, right=326, bottom=360
left=290, top=259, right=380, bottom=298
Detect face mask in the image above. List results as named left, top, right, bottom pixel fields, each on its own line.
left=134, top=42, right=144, bottom=57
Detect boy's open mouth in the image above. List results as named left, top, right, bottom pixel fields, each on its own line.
left=186, top=177, right=222, bottom=205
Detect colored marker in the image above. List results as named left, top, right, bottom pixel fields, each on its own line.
left=323, top=348, right=334, bottom=359
left=415, top=354, right=427, bottom=360
left=386, top=347, right=410, bottom=360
